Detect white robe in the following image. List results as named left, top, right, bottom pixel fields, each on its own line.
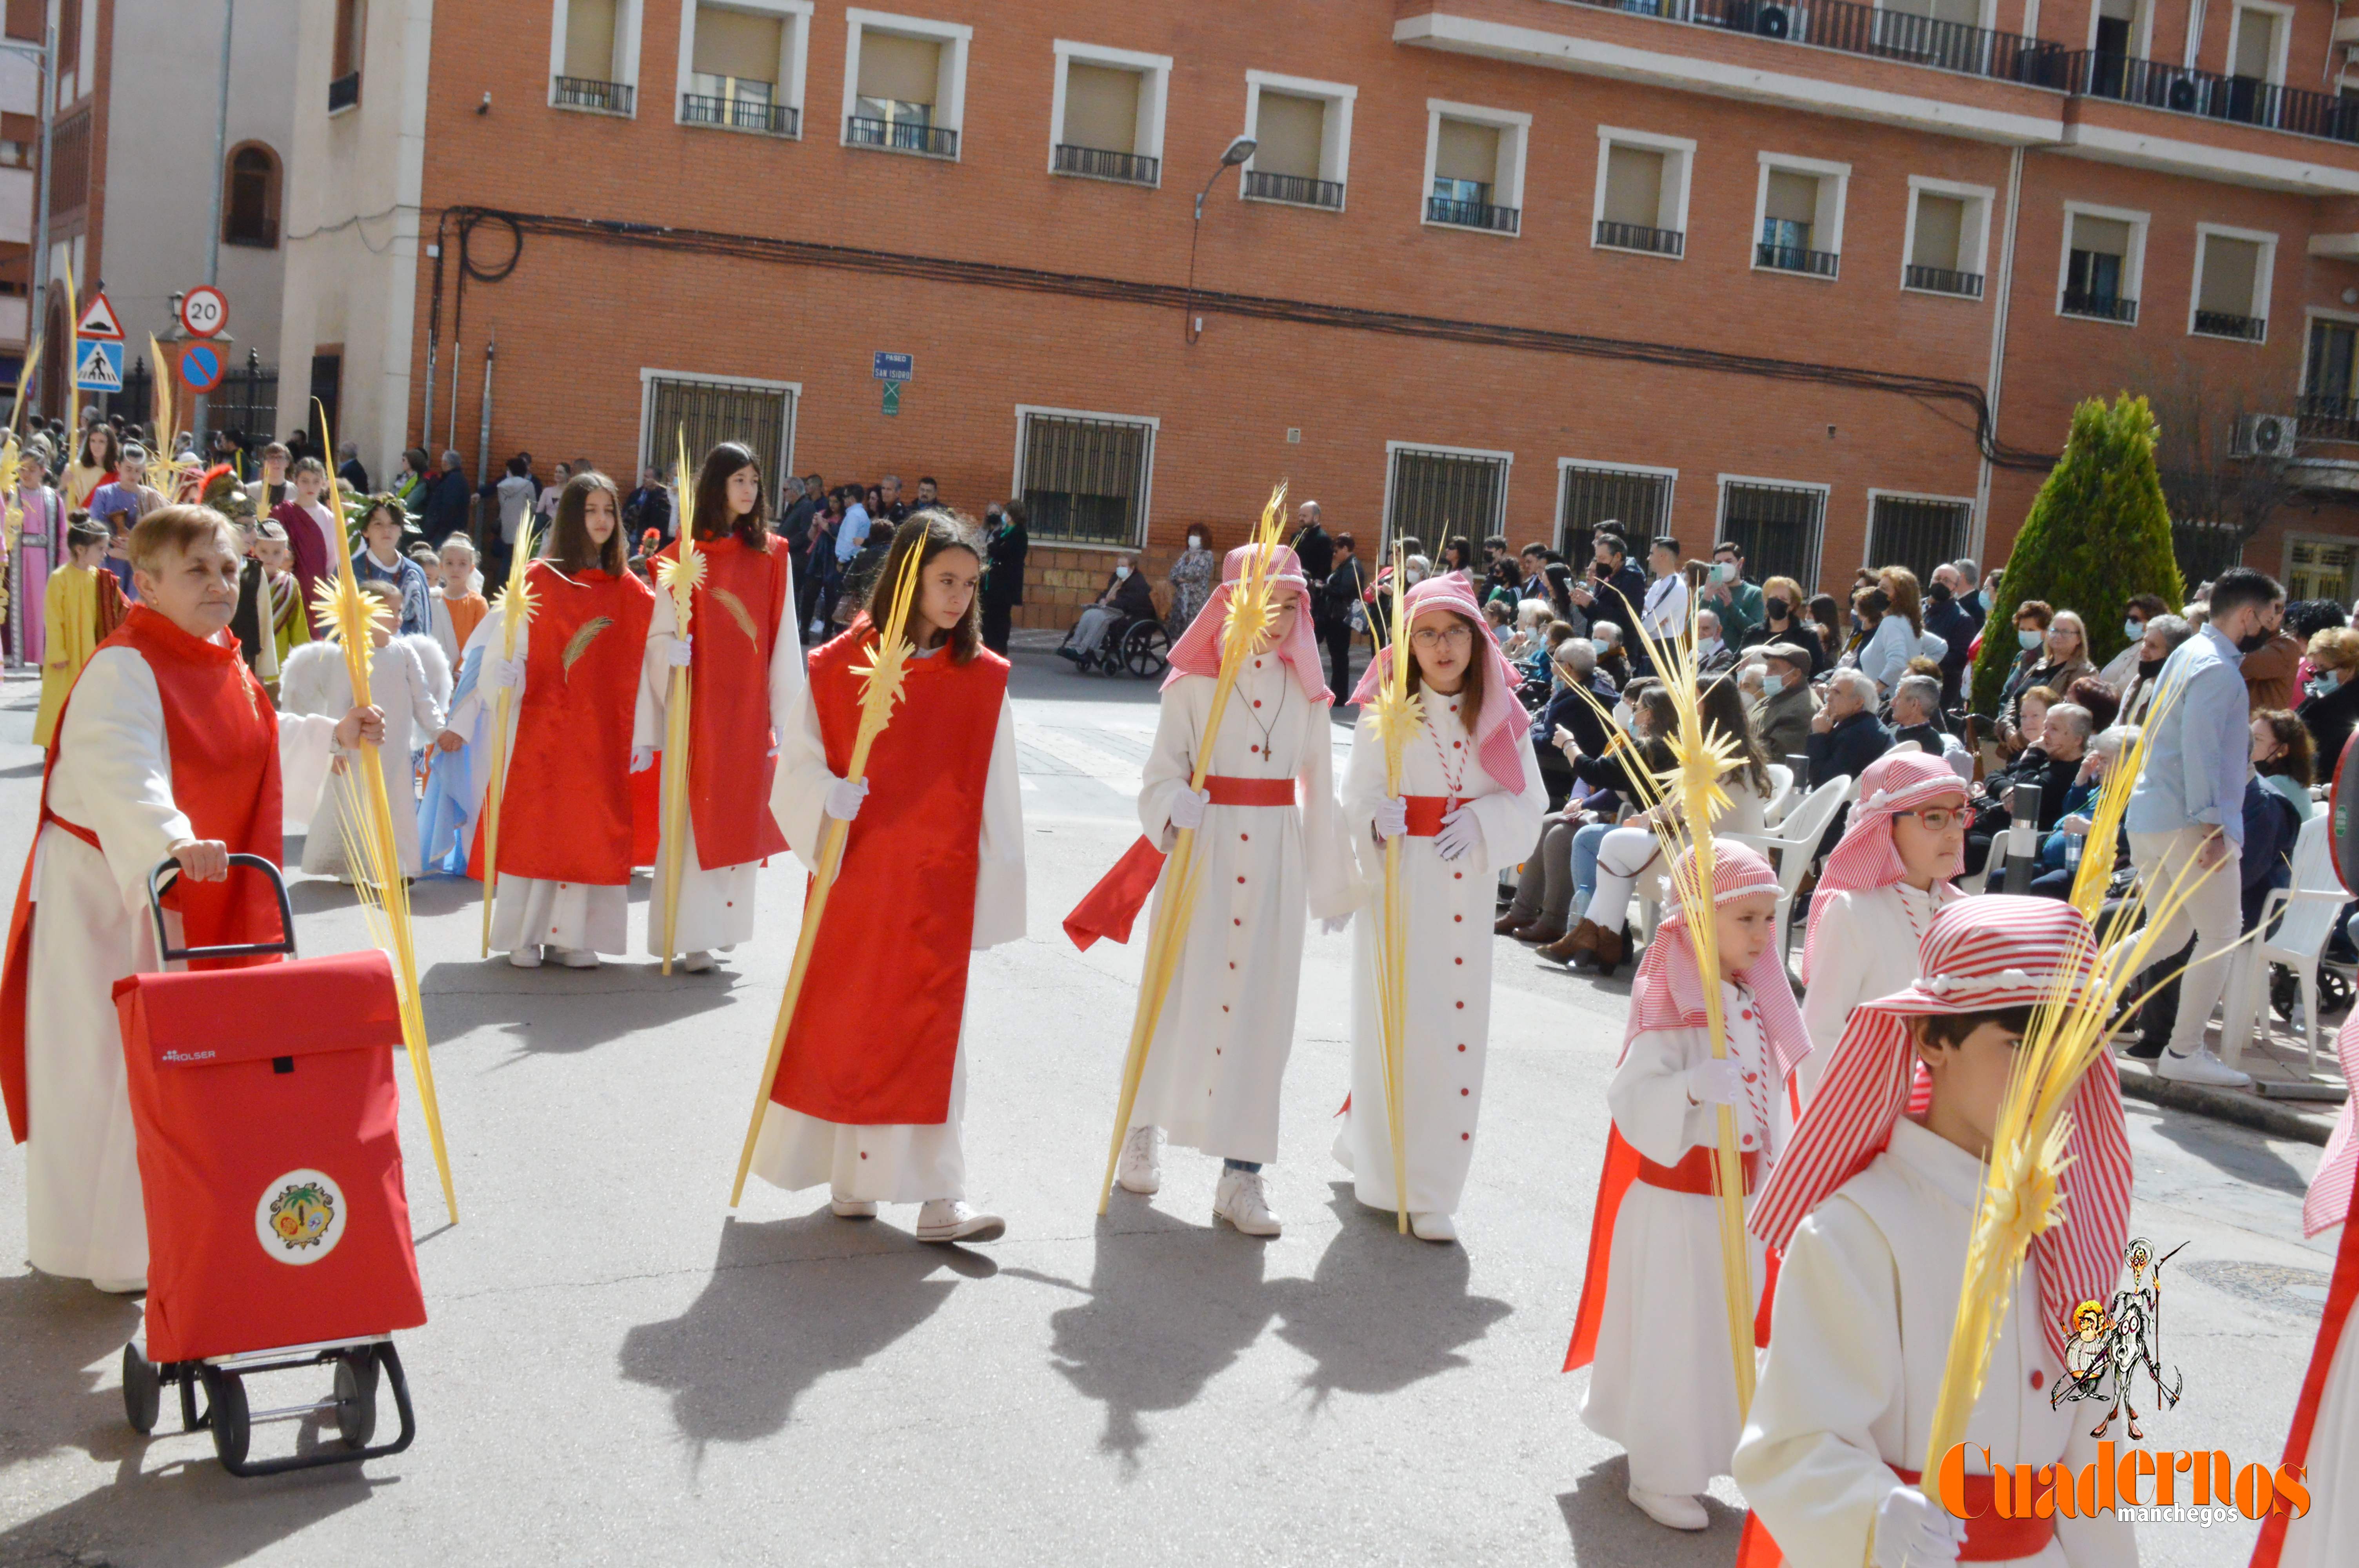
left=632, top=565, right=805, bottom=958
left=1733, top=1116, right=2138, bottom=1567
left=1338, top=700, right=1546, bottom=1216
left=282, top=635, right=449, bottom=881
left=1797, top=882, right=1948, bottom=1097
left=1127, top=659, right=1356, bottom=1165
left=745, top=668, right=1026, bottom=1203
left=2280, top=1220, right=2354, bottom=1568
left=444, top=603, right=631, bottom=956
left=1579, top=1002, right=1778, bottom=1494
left=22, top=648, right=336, bottom=1285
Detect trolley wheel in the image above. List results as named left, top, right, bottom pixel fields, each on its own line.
left=120, top=1343, right=161, bottom=1435
left=2321, top=968, right=2354, bottom=1019
left=205, top=1367, right=251, bottom=1470
left=2271, top=964, right=2299, bottom=1022
left=1122, top=621, right=1171, bottom=678
left=334, top=1348, right=381, bottom=1449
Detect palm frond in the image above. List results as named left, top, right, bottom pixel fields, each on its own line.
left=561, top=616, right=613, bottom=678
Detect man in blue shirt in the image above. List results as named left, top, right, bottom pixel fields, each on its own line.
left=2121, top=565, right=2281, bottom=1087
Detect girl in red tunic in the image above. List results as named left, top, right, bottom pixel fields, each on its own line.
left=442, top=471, right=654, bottom=967
left=751, top=513, right=1026, bottom=1245
left=632, top=443, right=804, bottom=974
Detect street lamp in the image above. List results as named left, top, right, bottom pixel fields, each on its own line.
left=1183, top=136, right=1257, bottom=345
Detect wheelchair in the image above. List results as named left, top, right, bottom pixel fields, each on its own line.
left=1063, top=610, right=1171, bottom=679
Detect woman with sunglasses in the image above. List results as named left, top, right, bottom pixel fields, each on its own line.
left=1794, top=750, right=1966, bottom=1100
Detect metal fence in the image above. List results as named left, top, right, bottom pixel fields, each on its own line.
left=682, top=94, right=797, bottom=135
left=553, top=76, right=633, bottom=114
left=1018, top=412, right=1154, bottom=546
left=1242, top=171, right=1345, bottom=209
left=1386, top=447, right=1507, bottom=549
left=846, top=116, right=958, bottom=157
left=1054, top=144, right=1159, bottom=184
left=1865, top=495, right=1972, bottom=585
left=1718, top=480, right=1826, bottom=589
left=2171, top=522, right=2246, bottom=587
left=2070, top=50, right=2359, bottom=144
left=1561, top=0, right=2067, bottom=86
left=1559, top=465, right=1674, bottom=557
left=642, top=377, right=793, bottom=505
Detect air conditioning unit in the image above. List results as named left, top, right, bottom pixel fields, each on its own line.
left=1757, top=3, right=1793, bottom=37
left=2235, top=412, right=2299, bottom=458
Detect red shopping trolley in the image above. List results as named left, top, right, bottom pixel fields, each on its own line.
left=112, top=855, right=427, bottom=1475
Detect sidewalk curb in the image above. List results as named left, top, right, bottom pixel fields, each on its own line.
left=2116, top=1066, right=2336, bottom=1145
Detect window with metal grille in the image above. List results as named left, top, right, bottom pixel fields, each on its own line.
left=1018, top=411, right=1154, bottom=546
left=642, top=377, right=794, bottom=503
left=1866, top=494, right=1972, bottom=585
left=1718, top=481, right=1827, bottom=589
left=2172, top=521, right=2245, bottom=586
left=1558, top=464, right=1673, bottom=557
left=223, top=144, right=281, bottom=247
left=1386, top=447, right=1507, bottom=548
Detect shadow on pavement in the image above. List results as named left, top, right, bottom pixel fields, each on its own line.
left=418, top=959, right=742, bottom=1063
left=0, top=1272, right=144, bottom=1473
left=2138, top=1107, right=2314, bottom=1197
left=0, top=1457, right=385, bottom=1568
left=616, top=1212, right=994, bottom=1464
left=1558, top=1454, right=1744, bottom=1565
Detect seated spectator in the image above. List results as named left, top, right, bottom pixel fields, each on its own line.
left=1531, top=635, right=1618, bottom=809
left=2299, top=626, right=2359, bottom=769
left=1590, top=622, right=1631, bottom=689
left=2288, top=599, right=2349, bottom=688
left=1808, top=593, right=1846, bottom=669
left=1994, top=599, right=2055, bottom=728
left=1504, top=686, right=1676, bottom=953
left=2065, top=674, right=2121, bottom=735
left=2122, top=613, right=2193, bottom=724
left=1887, top=674, right=1959, bottom=766
left=1805, top=668, right=1890, bottom=789
left=2028, top=723, right=2138, bottom=898
left=1743, top=575, right=1823, bottom=672
left=2251, top=707, right=2317, bottom=820
left=2100, top=593, right=2172, bottom=692
left=1501, top=597, right=1550, bottom=661
left=1058, top=555, right=1158, bottom=662
left=1968, top=700, right=2090, bottom=878
left=1694, top=607, right=1737, bottom=673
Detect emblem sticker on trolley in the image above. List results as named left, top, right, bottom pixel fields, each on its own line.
left=255, top=1169, right=345, bottom=1263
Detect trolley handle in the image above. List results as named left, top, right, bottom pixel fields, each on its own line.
left=145, top=855, right=298, bottom=965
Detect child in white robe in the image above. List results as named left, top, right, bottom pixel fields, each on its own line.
left=282, top=582, right=449, bottom=880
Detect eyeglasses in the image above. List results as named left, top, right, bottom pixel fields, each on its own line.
left=1897, top=807, right=1965, bottom=833
left=1410, top=624, right=1475, bottom=650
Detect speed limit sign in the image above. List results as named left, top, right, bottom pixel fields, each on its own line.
left=178, top=285, right=228, bottom=339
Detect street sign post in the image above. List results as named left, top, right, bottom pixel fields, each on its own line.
left=179, top=285, right=229, bottom=338
left=872, top=352, right=913, bottom=382
left=75, top=337, right=124, bottom=392
left=177, top=339, right=227, bottom=394
left=76, top=292, right=124, bottom=341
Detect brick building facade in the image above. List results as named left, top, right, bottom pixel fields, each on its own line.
left=285, top=0, right=2359, bottom=624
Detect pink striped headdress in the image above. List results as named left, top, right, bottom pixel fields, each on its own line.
left=1162, top=543, right=1329, bottom=703
left=1750, top=896, right=2132, bottom=1361
left=1349, top=575, right=1528, bottom=794
left=1801, top=751, right=1968, bottom=984
left=2306, top=1016, right=2359, bottom=1238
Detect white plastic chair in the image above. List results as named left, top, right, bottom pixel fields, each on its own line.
left=2222, top=814, right=2351, bottom=1078
left=1762, top=763, right=1797, bottom=828
left=1725, top=774, right=1852, bottom=957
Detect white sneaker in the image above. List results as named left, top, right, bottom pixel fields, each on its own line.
left=829, top=1195, right=877, bottom=1220
left=1116, top=1125, right=1164, bottom=1195
left=1627, top=1486, right=1709, bottom=1531
left=555, top=947, right=600, bottom=969
left=92, top=1276, right=147, bottom=1296
left=680, top=950, right=715, bottom=973
left=1212, top=1169, right=1282, bottom=1237
left=915, top=1200, right=1004, bottom=1244
left=507, top=946, right=542, bottom=969
left=2159, top=1047, right=2253, bottom=1088
left=1410, top=1210, right=1458, bottom=1243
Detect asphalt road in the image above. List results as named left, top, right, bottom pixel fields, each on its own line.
left=0, top=655, right=2340, bottom=1567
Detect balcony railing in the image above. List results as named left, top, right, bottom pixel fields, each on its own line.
left=683, top=93, right=797, bottom=136
left=1243, top=170, right=1345, bottom=209
left=2062, top=288, right=2137, bottom=323
left=553, top=76, right=633, bottom=115
left=1904, top=263, right=1984, bottom=298
left=1427, top=196, right=1520, bottom=233
left=1053, top=144, right=1159, bottom=184
left=1559, top=0, right=2068, bottom=89
left=2070, top=51, right=2359, bottom=145
left=1756, top=241, right=1839, bottom=278
left=846, top=116, right=958, bottom=157
left=2191, top=309, right=2266, bottom=341
left=2298, top=395, right=2359, bottom=442
left=1594, top=219, right=1685, bottom=256
left=328, top=71, right=360, bottom=113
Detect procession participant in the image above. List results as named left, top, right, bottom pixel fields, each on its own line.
left=429, top=534, right=489, bottom=667
left=1109, top=542, right=1356, bottom=1237
left=1795, top=751, right=1967, bottom=1099
left=440, top=471, right=652, bottom=968
left=281, top=580, right=449, bottom=881
left=2252, top=1015, right=2359, bottom=1568
left=1569, top=842, right=1803, bottom=1532
left=1734, top=897, right=2137, bottom=1568
left=353, top=497, right=433, bottom=637
left=1334, top=573, right=1547, bottom=1242
left=13, top=437, right=64, bottom=665
left=749, top=512, right=1025, bottom=1244
left=32, top=517, right=128, bottom=747
left=632, top=441, right=802, bottom=974
left=62, top=422, right=117, bottom=512
left=269, top=455, right=338, bottom=610
left=1, top=505, right=381, bottom=1293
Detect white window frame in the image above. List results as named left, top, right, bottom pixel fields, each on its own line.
left=1751, top=152, right=1852, bottom=281
left=1381, top=439, right=1514, bottom=547
left=2056, top=199, right=2151, bottom=325
left=1715, top=473, right=1832, bottom=586
left=840, top=8, right=973, bottom=160
left=634, top=367, right=801, bottom=481
left=1419, top=99, right=1530, bottom=238
left=674, top=0, right=812, bottom=136
left=1240, top=69, right=1358, bottom=212
left=2188, top=221, right=2277, bottom=342
left=2225, top=0, right=2294, bottom=85
left=1555, top=456, right=1680, bottom=541
left=2081, top=0, right=2157, bottom=58
left=1047, top=40, right=1172, bottom=185
left=1899, top=175, right=1996, bottom=296
left=549, top=0, right=646, bottom=113
left=1860, top=488, right=1979, bottom=570
left=1010, top=403, right=1161, bottom=552
left=1590, top=125, right=1696, bottom=260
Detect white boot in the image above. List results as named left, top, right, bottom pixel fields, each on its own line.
left=1410, top=1210, right=1458, bottom=1243
left=1212, top=1169, right=1281, bottom=1237
left=916, top=1200, right=1004, bottom=1244
left=507, top=945, right=542, bottom=969
left=1627, top=1487, right=1708, bottom=1531
left=1116, top=1125, right=1164, bottom=1194
left=680, top=950, right=715, bottom=974
left=555, top=947, right=600, bottom=969
left=829, top=1193, right=877, bottom=1220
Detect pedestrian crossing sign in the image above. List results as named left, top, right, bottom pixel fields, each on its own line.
left=75, top=336, right=124, bottom=392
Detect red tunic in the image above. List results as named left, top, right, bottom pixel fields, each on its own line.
left=770, top=621, right=1009, bottom=1126
left=493, top=562, right=654, bottom=886
left=651, top=533, right=794, bottom=870
left=2, top=606, right=284, bottom=1142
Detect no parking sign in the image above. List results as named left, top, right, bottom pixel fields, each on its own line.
left=178, top=339, right=227, bottom=394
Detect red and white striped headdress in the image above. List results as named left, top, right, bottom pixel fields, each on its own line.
left=2306, top=1016, right=2359, bottom=1238
left=1162, top=543, right=1329, bottom=704
left=1349, top=574, right=1528, bottom=793
left=1751, top=895, right=2132, bottom=1361
left=1801, top=750, right=1967, bottom=984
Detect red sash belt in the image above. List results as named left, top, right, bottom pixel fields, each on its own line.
left=1895, top=1468, right=2058, bottom=1562
left=1636, top=1144, right=1759, bottom=1196
left=1203, top=775, right=1296, bottom=808
left=42, top=807, right=100, bottom=855
left=1402, top=794, right=1457, bottom=836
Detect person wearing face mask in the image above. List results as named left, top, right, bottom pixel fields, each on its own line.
left=979, top=499, right=1028, bottom=656
left=1168, top=524, right=1217, bottom=635
left=2238, top=593, right=2304, bottom=711
left=1923, top=564, right=1980, bottom=706
left=1058, top=553, right=1157, bottom=665
left=2299, top=625, right=2359, bottom=766
left=1698, top=541, right=1763, bottom=644
left=2121, top=612, right=2192, bottom=724
left=1692, top=607, right=1737, bottom=674
left=2098, top=593, right=2170, bottom=693
left=1748, top=644, right=1819, bottom=762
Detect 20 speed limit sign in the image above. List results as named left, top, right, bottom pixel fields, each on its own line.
left=178, top=286, right=228, bottom=339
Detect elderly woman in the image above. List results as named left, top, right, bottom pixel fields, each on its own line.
left=2030, top=722, right=2141, bottom=898
left=2100, top=593, right=2173, bottom=691
left=1503, top=638, right=1622, bottom=941
left=1968, top=699, right=2093, bottom=879
left=1167, top=523, right=1216, bottom=634
left=1502, top=597, right=1552, bottom=662
left=2121, top=612, right=2194, bottom=724
left=2299, top=625, right=2359, bottom=767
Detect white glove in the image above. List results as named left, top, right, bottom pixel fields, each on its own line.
left=1319, top=914, right=1351, bottom=935
left=1872, top=1485, right=1966, bottom=1568
left=1434, top=807, right=1483, bottom=863
left=1685, top=1057, right=1743, bottom=1107
left=1372, top=796, right=1409, bottom=842
left=824, top=775, right=869, bottom=821
left=665, top=635, right=694, bottom=668
left=1167, top=788, right=1210, bottom=833
left=485, top=653, right=525, bottom=691
left=629, top=746, right=656, bottom=774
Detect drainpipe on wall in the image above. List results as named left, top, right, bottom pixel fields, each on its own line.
left=473, top=338, right=495, bottom=550
left=1973, top=144, right=2027, bottom=565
